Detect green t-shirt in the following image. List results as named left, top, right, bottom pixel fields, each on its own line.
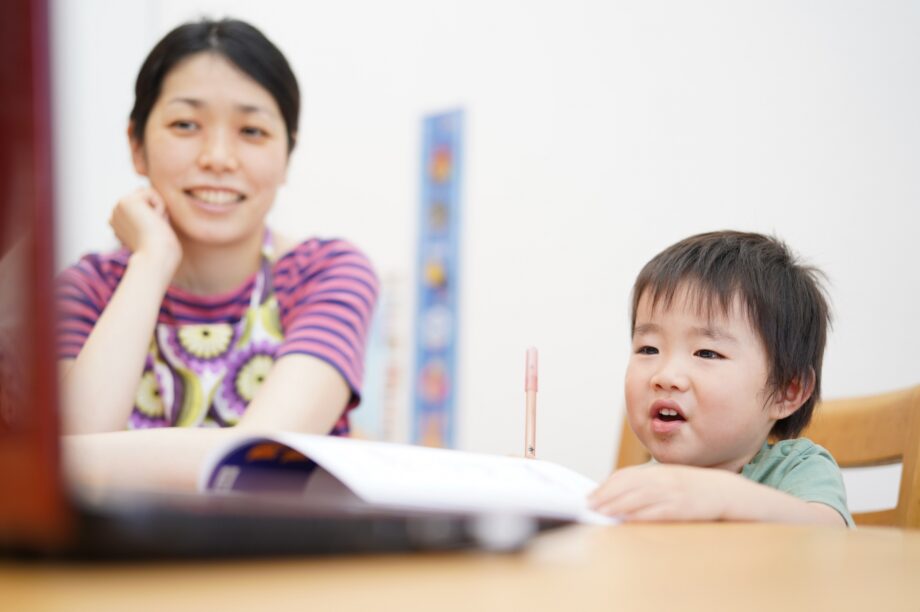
left=741, top=438, right=854, bottom=527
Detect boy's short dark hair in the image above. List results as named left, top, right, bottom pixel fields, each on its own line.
left=630, top=230, right=831, bottom=439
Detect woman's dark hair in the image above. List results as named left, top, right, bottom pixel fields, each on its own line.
left=129, top=18, right=300, bottom=153
left=630, top=231, right=831, bottom=439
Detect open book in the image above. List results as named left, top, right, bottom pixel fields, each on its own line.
left=199, top=433, right=615, bottom=525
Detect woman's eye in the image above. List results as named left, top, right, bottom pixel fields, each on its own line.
left=695, top=349, right=724, bottom=360
left=636, top=346, right=658, bottom=355
left=241, top=126, right=268, bottom=138
left=169, top=120, right=198, bottom=131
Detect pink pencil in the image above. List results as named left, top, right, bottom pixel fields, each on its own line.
left=524, top=347, right=538, bottom=459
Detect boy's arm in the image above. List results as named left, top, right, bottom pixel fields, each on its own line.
left=588, top=464, right=846, bottom=526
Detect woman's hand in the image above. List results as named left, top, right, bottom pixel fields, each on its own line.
left=109, top=187, right=182, bottom=277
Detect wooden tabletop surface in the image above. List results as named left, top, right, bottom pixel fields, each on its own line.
left=3, top=522, right=919, bottom=612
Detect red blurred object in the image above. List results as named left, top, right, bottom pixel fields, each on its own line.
left=0, top=0, right=72, bottom=549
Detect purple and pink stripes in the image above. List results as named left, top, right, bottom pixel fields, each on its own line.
left=55, top=238, right=378, bottom=409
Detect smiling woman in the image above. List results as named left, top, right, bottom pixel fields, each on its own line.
left=55, top=19, right=378, bottom=490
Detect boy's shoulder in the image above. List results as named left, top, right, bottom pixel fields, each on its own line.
left=759, top=437, right=829, bottom=459
left=742, top=437, right=853, bottom=526
left=743, top=438, right=839, bottom=481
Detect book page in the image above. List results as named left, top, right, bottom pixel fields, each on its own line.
left=269, top=433, right=613, bottom=523
left=200, top=433, right=616, bottom=523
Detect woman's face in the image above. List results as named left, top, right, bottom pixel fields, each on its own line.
left=131, top=52, right=289, bottom=247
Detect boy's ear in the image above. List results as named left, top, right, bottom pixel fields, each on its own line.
left=128, top=122, right=148, bottom=176
left=771, top=368, right=816, bottom=420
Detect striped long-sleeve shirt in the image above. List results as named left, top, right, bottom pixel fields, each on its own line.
left=56, top=237, right=378, bottom=430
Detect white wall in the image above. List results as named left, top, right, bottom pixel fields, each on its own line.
left=52, top=0, right=920, bottom=482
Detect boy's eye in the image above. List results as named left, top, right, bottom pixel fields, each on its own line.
left=695, top=349, right=724, bottom=360
left=636, top=346, right=658, bottom=355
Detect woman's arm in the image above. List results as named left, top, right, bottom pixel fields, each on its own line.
left=236, top=353, right=351, bottom=433
left=63, top=427, right=239, bottom=493
left=59, top=188, right=180, bottom=434
left=238, top=237, right=378, bottom=434
left=62, top=357, right=349, bottom=494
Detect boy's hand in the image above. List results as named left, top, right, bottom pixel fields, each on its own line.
left=109, top=187, right=182, bottom=274
left=588, top=464, right=735, bottom=522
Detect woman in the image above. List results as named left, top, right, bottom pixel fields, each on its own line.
left=57, top=19, right=377, bottom=490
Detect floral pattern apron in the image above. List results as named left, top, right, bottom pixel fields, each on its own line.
left=129, top=241, right=283, bottom=429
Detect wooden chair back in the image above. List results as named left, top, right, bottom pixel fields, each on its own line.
left=802, top=385, right=920, bottom=528
left=615, top=419, right=650, bottom=470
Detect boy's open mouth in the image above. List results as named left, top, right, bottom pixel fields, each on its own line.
left=650, top=400, right=686, bottom=423
left=655, top=407, right=685, bottom=422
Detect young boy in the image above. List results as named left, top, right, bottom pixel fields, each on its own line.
left=589, top=231, right=852, bottom=526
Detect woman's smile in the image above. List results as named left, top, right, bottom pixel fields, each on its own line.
left=184, top=187, right=247, bottom=214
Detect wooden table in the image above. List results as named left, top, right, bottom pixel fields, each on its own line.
left=3, top=523, right=919, bottom=611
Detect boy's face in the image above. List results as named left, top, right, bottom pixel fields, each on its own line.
left=625, top=286, right=786, bottom=473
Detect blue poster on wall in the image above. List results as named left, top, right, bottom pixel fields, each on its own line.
left=412, top=110, right=463, bottom=448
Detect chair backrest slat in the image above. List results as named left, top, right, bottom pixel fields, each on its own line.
left=897, top=387, right=920, bottom=527
left=803, top=385, right=920, bottom=527
left=803, top=386, right=918, bottom=466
